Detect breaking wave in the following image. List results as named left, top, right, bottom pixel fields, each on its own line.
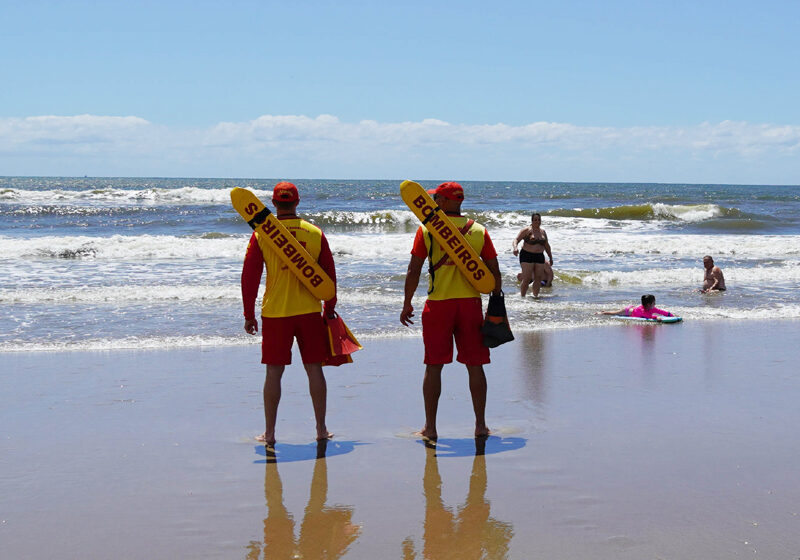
left=546, top=203, right=746, bottom=222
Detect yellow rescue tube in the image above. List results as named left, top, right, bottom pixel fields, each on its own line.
left=230, top=187, right=336, bottom=302
left=399, top=180, right=495, bottom=294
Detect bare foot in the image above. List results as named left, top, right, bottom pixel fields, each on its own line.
left=316, top=431, right=334, bottom=441
left=475, top=426, right=491, bottom=438
left=414, top=429, right=438, bottom=441
left=255, top=432, right=276, bottom=447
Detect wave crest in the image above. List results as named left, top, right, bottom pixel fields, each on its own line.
left=546, top=203, right=743, bottom=222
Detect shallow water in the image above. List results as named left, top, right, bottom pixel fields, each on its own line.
left=2, top=177, right=799, bottom=351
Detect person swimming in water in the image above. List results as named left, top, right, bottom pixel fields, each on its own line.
left=599, top=294, right=675, bottom=321
left=512, top=213, right=553, bottom=298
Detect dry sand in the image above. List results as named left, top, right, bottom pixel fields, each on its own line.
left=2, top=321, right=799, bottom=559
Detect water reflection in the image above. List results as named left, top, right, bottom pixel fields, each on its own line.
left=631, top=323, right=658, bottom=346
left=402, top=439, right=514, bottom=559
left=246, top=441, right=361, bottom=559
left=620, top=323, right=664, bottom=367
left=516, top=331, right=549, bottom=411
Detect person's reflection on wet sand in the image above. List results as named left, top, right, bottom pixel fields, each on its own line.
left=402, top=439, right=513, bottom=559
left=246, top=441, right=360, bottom=559
left=517, top=331, right=548, bottom=415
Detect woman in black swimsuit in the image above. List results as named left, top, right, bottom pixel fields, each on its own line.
left=512, top=213, right=553, bottom=298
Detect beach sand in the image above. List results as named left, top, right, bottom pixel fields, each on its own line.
left=2, top=321, right=799, bottom=559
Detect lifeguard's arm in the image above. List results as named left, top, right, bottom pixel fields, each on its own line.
left=485, top=258, right=502, bottom=296
left=401, top=255, right=424, bottom=326
left=479, top=230, right=502, bottom=295
left=318, top=233, right=337, bottom=317
left=241, top=233, right=264, bottom=334
left=511, top=227, right=528, bottom=255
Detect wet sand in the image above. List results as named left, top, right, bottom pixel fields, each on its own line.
left=2, top=321, right=800, bottom=559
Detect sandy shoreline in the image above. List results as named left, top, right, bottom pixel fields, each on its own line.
left=2, top=321, right=799, bottom=559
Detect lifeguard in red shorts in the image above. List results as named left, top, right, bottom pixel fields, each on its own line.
left=400, top=182, right=503, bottom=440
left=241, top=182, right=337, bottom=446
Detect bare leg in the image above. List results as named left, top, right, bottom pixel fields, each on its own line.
left=304, top=362, right=332, bottom=441
left=258, top=364, right=285, bottom=446
left=467, top=365, right=490, bottom=437
left=519, top=263, right=534, bottom=297
left=532, top=263, right=544, bottom=297
left=419, top=364, right=443, bottom=440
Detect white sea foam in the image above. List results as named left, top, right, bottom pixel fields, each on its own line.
left=0, top=233, right=248, bottom=260
left=0, top=186, right=270, bottom=205
left=491, top=229, right=800, bottom=259
left=2, top=231, right=799, bottom=295
left=0, top=282, right=398, bottom=306
left=0, top=334, right=258, bottom=353
left=567, top=263, right=800, bottom=287
left=651, top=203, right=724, bottom=222
left=0, top=284, right=241, bottom=304
left=306, top=209, right=418, bottom=227
left=0, top=326, right=421, bottom=353
left=0, top=231, right=418, bottom=263
left=329, top=232, right=414, bottom=263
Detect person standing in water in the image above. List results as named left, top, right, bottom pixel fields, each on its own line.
left=701, top=255, right=726, bottom=293
left=512, top=213, right=553, bottom=298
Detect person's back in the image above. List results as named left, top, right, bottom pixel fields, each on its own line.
left=628, top=304, right=672, bottom=319
left=257, top=218, right=325, bottom=318
left=600, top=294, right=673, bottom=319
left=420, top=215, right=488, bottom=301
left=400, top=181, right=502, bottom=440
left=241, top=181, right=337, bottom=446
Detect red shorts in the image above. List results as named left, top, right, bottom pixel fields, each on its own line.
left=261, top=312, right=327, bottom=365
left=421, top=298, right=489, bottom=366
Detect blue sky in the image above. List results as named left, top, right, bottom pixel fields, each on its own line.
left=1, top=0, right=799, bottom=183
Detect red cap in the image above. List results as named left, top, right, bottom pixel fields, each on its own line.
left=427, top=181, right=464, bottom=201
left=272, top=181, right=299, bottom=203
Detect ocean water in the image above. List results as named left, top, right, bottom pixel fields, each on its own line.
left=1, top=177, right=799, bottom=352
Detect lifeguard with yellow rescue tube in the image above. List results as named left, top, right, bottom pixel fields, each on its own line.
left=236, top=182, right=341, bottom=447
left=399, top=180, right=502, bottom=441
left=400, top=180, right=496, bottom=294
left=231, top=187, right=336, bottom=302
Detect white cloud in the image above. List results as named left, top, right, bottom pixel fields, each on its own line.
left=0, top=115, right=152, bottom=147
left=1, top=114, right=799, bottom=182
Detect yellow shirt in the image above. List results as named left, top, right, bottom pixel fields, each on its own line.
left=247, top=218, right=325, bottom=318
left=411, top=217, right=495, bottom=301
